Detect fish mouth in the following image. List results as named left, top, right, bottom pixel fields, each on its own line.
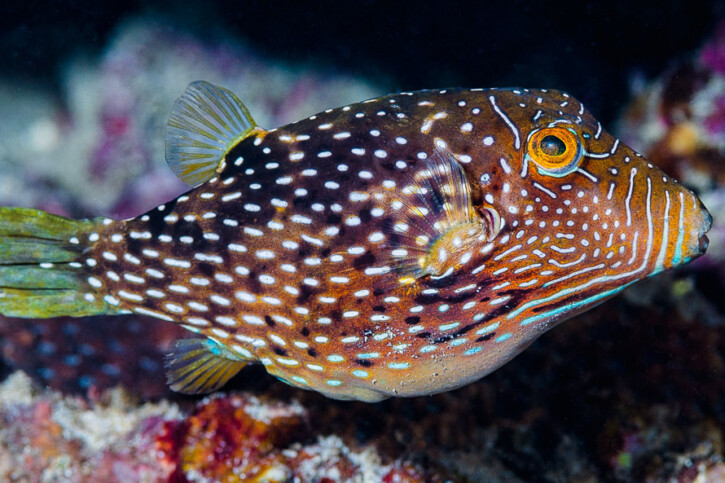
left=697, top=204, right=713, bottom=255
left=699, top=233, right=710, bottom=254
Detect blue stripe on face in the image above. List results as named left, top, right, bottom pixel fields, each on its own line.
left=517, top=281, right=636, bottom=327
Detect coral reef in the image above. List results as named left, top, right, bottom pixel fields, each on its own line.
left=0, top=372, right=437, bottom=482
left=158, top=393, right=434, bottom=482
left=0, top=371, right=179, bottom=481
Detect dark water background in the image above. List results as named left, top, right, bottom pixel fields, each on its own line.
left=1, top=0, right=723, bottom=124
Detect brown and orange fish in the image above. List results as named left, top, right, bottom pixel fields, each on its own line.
left=0, top=82, right=712, bottom=401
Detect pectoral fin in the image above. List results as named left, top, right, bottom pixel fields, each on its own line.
left=165, top=338, right=247, bottom=394
left=382, top=147, right=502, bottom=285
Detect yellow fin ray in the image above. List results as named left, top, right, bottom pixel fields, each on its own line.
left=165, top=337, right=247, bottom=394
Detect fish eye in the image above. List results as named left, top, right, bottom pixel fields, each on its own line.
left=526, top=126, right=582, bottom=176
left=540, top=135, right=566, bottom=156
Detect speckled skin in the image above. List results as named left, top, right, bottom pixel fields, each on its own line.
left=81, top=88, right=711, bottom=401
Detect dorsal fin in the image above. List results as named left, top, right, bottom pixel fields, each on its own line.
left=165, top=81, right=258, bottom=186
left=382, top=148, right=502, bottom=285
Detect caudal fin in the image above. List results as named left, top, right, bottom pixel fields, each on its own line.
left=0, top=207, right=111, bottom=318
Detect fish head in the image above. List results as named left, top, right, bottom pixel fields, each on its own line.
left=461, top=88, right=712, bottom=327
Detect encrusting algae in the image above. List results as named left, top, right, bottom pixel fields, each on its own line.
left=0, top=81, right=712, bottom=401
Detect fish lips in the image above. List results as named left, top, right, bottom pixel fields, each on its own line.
left=697, top=202, right=713, bottom=255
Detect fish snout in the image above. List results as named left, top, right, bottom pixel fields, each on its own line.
left=696, top=200, right=712, bottom=255
left=670, top=192, right=712, bottom=268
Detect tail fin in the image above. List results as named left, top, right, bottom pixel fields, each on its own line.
left=0, top=207, right=111, bottom=318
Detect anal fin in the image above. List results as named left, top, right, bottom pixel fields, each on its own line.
left=165, top=338, right=247, bottom=394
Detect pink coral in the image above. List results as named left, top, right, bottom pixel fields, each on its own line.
left=0, top=374, right=441, bottom=481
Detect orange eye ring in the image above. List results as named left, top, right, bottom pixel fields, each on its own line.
left=526, top=126, right=582, bottom=176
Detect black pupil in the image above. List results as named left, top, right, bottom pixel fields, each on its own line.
left=540, top=135, right=566, bottom=156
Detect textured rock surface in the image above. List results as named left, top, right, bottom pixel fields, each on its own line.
left=0, top=372, right=436, bottom=481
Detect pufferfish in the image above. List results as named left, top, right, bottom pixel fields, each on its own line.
left=0, top=81, right=711, bottom=402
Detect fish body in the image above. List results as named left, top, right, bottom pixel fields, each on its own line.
left=0, top=82, right=711, bottom=401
